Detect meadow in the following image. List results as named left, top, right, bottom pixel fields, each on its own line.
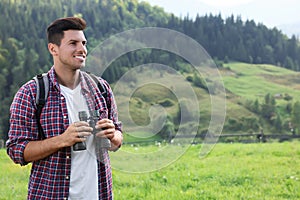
left=222, top=62, right=300, bottom=101
left=1, top=141, right=299, bottom=200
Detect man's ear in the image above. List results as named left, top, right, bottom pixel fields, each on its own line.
left=48, top=43, right=58, bottom=56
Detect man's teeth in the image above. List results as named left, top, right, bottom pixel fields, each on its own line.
left=74, top=55, right=84, bottom=59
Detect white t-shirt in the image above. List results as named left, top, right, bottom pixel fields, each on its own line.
left=60, top=84, right=98, bottom=200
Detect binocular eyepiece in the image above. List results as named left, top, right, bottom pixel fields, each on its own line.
left=73, top=110, right=111, bottom=151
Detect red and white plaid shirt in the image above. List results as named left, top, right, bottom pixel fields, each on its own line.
left=6, top=67, right=122, bottom=200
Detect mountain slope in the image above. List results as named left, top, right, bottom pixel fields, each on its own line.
left=120, top=62, right=300, bottom=136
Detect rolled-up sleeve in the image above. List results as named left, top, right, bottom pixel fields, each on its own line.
left=6, top=83, right=37, bottom=166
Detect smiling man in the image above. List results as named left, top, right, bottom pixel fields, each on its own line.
left=6, top=17, right=123, bottom=200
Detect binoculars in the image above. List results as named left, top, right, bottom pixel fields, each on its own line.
left=73, top=110, right=111, bottom=151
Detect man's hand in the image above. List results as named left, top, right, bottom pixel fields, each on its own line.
left=95, top=119, right=115, bottom=140
left=95, top=119, right=122, bottom=151
left=60, top=121, right=93, bottom=147
left=24, top=121, right=92, bottom=162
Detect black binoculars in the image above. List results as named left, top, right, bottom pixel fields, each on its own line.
left=73, top=110, right=111, bottom=151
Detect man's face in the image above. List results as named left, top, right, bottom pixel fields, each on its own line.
left=55, top=30, right=87, bottom=70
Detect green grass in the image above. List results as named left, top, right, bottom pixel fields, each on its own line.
left=0, top=150, right=31, bottom=200
left=223, top=63, right=300, bottom=101
left=112, top=141, right=300, bottom=200
left=1, top=141, right=300, bottom=199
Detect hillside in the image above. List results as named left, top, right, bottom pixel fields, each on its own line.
left=117, top=62, right=300, bottom=140
left=222, top=63, right=300, bottom=133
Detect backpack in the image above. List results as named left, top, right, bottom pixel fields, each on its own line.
left=33, top=72, right=107, bottom=139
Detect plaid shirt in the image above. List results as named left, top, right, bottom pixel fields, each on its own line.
left=6, top=67, right=122, bottom=200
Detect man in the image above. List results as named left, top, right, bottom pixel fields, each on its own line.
left=6, top=17, right=123, bottom=200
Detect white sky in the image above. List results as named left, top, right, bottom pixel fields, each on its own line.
left=143, top=0, right=300, bottom=29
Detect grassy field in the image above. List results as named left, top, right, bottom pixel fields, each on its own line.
left=1, top=141, right=299, bottom=200
left=222, top=62, right=300, bottom=102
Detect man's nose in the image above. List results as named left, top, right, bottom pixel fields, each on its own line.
left=77, top=43, right=87, bottom=53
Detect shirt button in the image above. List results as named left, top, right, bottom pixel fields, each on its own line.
left=66, top=176, right=69, bottom=180
left=64, top=198, right=67, bottom=200
left=61, top=96, right=64, bottom=100
left=63, top=115, right=67, bottom=119
left=66, top=156, right=70, bottom=159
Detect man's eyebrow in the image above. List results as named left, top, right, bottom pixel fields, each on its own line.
left=68, top=39, right=79, bottom=43
left=68, top=39, right=87, bottom=43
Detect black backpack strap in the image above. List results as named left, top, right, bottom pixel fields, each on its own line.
left=84, top=72, right=112, bottom=120
left=85, top=72, right=107, bottom=99
left=33, top=73, right=49, bottom=140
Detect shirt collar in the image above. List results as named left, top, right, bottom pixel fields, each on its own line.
left=48, top=67, right=96, bottom=94
left=79, top=71, right=98, bottom=95
left=48, top=66, right=60, bottom=92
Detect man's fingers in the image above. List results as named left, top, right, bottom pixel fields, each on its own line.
left=74, top=121, right=90, bottom=127
left=73, top=121, right=93, bottom=137
left=95, top=127, right=115, bottom=139
left=96, top=119, right=115, bottom=130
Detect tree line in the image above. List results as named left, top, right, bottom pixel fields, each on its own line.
left=0, top=0, right=300, bottom=140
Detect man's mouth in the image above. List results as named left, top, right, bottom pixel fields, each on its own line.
left=73, top=55, right=86, bottom=61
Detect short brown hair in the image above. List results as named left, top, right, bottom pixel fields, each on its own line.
left=47, top=17, right=86, bottom=46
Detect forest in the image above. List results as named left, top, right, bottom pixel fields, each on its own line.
left=0, top=0, right=300, bottom=140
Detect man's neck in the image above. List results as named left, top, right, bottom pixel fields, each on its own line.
left=54, top=66, right=80, bottom=89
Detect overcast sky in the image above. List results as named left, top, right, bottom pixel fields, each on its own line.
left=143, top=0, right=300, bottom=35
